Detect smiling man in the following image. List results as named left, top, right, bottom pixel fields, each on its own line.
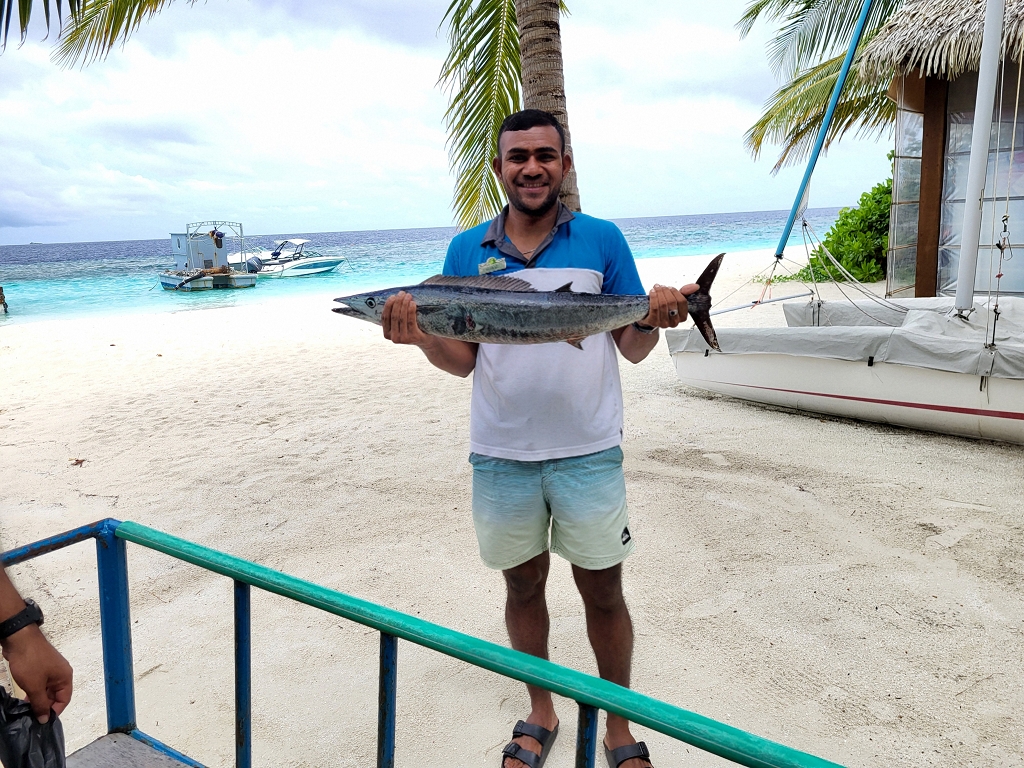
left=382, top=109, right=694, bottom=768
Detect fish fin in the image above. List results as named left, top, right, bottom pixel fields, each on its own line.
left=420, top=274, right=537, bottom=292
left=564, top=336, right=585, bottom=350
left=554, top=282, right=574, bottom=293
left=695, top=253, right=725, bottom=293
left=689, top=309, right=720, bottom=351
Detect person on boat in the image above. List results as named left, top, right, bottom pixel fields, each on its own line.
left=381, top=109, right=693, bottom=768
left=0, top=564, right=74, bottom=723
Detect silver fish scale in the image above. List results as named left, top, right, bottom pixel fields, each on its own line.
left=412, top=287, right=651, bottom=344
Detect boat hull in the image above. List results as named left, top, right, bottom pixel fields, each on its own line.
left=259, top=258, right=344, bottom=277
left=672, top=350, right=1024, bottom=444
left=159, top=272, right=256, bottom=290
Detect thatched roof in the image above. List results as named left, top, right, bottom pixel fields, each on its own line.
left=861, top=0, right=1024, bottom=81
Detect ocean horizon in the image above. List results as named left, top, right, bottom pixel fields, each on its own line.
left=0, top=207, right=840, bottom=325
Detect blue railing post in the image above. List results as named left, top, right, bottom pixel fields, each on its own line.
left=95, top=521, right=136, bottom=733
left=575, top=703, right=599, bottom=768
left=234, top=581, right=252, bottom=768
left=378, top=632, right=398, bottom=768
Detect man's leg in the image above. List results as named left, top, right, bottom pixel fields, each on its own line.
left=502, top=551, right=559, bottom=768
left=572, top=563, right=651, bottom=768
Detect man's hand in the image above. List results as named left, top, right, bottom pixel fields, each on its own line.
left=2, top=624, right=73, bottom=723
left=382, top=291, right=432, bottom=347
left=639, top=283, right=700, bottom=329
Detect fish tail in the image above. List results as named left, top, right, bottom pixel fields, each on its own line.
left=692, top=253, right=724, bottom=351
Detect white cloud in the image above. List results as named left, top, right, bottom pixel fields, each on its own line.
left=0, top=0, right=892, bottom=244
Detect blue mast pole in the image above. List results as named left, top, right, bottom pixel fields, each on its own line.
left=773, top=0, right=877, bottom=259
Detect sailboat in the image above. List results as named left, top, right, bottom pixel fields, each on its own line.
left=666, top=0, right=1024, bottom=444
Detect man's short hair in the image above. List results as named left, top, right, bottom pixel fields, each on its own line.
left=497, top=109, right=566, bottom=154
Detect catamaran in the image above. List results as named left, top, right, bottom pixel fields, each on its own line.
left=667, top=0, right=1024, bottom=444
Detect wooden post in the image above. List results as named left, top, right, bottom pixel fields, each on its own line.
left=915, top=77, right=950, bottom=297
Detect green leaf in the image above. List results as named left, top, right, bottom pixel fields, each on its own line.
left=744, top=49, right=895, bottom=172
left=439, top=0, right=523, bottom=230
left=52, top=0, right=182, bottom=68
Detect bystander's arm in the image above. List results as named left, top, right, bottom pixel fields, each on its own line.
left=1, top=565, right=73, bottom=722
left=614, top=283, right=698, bottom=364
left=382, top=291, right=478, bottom=377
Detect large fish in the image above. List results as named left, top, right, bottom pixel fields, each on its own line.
left=333, top=253, right=724, bottom=350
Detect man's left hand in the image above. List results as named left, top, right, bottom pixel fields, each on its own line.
left=2, top=624, right=73, bottom=723
left=640, top=283, right=699, bottom=329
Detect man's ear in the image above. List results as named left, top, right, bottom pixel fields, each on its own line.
left=492, top=156, right=502, bottom=178
left=561, top=151, right=573, bottom=176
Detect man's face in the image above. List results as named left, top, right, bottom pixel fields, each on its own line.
left=493, top=125, right=571, bottom=217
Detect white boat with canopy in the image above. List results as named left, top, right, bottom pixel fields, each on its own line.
left=666, top=0, right=1024, bottom=444
left=229, top=239, right=346, bottom=278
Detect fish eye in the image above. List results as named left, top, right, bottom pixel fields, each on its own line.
left=365, top=297, right=377, bottom=308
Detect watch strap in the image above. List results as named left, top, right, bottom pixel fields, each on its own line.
left=0, top=599, right=44, bottom=641
left=632, top=321, right=657, bottom=334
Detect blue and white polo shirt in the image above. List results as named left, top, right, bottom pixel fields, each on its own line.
left=443, top=204, right=646, bottom=461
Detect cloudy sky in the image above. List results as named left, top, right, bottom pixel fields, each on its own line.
left=0, top=0, right=892, bottom=244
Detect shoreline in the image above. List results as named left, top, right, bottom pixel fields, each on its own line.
left=0, top=246, right=805, bottom=332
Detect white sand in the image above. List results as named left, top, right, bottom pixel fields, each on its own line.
left=1, top=249, right=1022, bottom=767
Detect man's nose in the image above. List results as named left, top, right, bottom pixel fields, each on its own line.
left=521, top=155, right=543, bottom=176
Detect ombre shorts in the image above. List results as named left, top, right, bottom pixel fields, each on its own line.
left=469, top=446, right=634, bottom=571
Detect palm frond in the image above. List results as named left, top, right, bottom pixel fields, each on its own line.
left=1, top=0, right=79, bottom=48
left=439, top=0, right=522, bottom=230
left=745, top=50, right=895, bottom=172
left=739, top=0, right=899, bottom=79
left=52, top=0, right=179, bottom=68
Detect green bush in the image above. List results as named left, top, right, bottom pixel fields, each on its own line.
left=794, top=176, right=892, bottom=283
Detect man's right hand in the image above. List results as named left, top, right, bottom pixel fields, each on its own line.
left=2, top=624, right=73, bottom=723
left=382, top=291, right=432, bottom=347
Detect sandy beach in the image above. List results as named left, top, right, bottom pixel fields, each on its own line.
left=1, top=248, right=1022, bottom=767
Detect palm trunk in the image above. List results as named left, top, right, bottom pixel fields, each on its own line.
left=515, top=0, right=581, bottom=211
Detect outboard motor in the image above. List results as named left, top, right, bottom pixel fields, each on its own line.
left=245, top=256, right=264, bottom=274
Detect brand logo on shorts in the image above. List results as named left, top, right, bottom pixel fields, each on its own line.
left=621, top=526, right=631, bottom=545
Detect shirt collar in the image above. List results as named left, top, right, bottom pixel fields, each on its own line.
left=480, top=202, right=575, bottom=247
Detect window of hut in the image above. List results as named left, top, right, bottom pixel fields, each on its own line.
left=887, top=75, right=924, bottom=297
left=938, top=64, right=1024, bottom=297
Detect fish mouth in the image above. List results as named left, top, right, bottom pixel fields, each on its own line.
left=331, top=304, right=363, bottom=318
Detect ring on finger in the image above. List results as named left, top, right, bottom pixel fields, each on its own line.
left=668, top=309, right=678, bottom=317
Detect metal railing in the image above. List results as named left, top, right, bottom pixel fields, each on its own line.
left=1, top=520, right=845, bottom=768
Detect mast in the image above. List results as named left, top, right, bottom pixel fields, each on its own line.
left=954, top=0, right=1007, bottom=313
left=774, top=0, right=876, bottom=259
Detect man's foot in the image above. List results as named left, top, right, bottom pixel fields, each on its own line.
left=603, top=735, right=653, bottom=768
left=501, top=711, right=559, bottom=768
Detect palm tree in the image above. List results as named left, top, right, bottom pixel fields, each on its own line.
left=440, top=0, right=578, bottom=230
left=738, top=0, right=900, bottom=172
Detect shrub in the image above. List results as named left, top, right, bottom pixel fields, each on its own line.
left=795, top=176, right=892, bottom=283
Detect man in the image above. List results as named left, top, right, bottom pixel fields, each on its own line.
left=1, top=564, right=73, bottom=724
left=382, top=109, right=695, bottom=768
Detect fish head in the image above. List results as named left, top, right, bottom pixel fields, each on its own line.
left=332, top=288, right=401, bottom=324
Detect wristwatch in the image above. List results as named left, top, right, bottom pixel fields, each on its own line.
left=632, top=321, right=657, bottom=334
left=0, top=599, right=44, bottom=641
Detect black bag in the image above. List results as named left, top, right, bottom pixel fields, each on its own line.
left=0, top=687, right=65, bottom=768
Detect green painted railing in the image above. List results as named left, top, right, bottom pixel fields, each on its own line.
left=116, top=521, right=844, bottom=768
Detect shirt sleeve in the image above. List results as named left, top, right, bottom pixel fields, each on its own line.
left=601, top=224, right=646, bottom=296
left=442, top=237, right=461, bottom=277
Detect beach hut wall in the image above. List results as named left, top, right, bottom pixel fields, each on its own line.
left=862, top=0, right=1024, bottom=82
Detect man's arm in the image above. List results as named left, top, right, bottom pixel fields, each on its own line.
left=382, top=291, right=478, bottom=378
left=0, top=566, right=73, bottom=722
left=614, top=283, right=698, bottom=364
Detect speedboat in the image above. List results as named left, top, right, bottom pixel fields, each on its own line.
left=241, top=239, right=345, bottom=278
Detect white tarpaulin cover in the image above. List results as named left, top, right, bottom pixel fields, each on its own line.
left=668, top=297, right=1024, bottom=380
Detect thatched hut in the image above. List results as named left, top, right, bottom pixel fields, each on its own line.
left=862, top=0, right=1024, bottom=298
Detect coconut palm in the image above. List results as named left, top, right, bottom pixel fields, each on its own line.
left=738, top=0, right=901, bottom=171
left=440, top=0, right=578, bottom=230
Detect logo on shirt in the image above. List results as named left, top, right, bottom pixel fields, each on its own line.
left=479, top=256, right=506, bottom=275
left=621, top=526, right=631, bottom=545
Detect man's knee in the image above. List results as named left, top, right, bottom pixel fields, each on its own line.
left=503, top=554, right=549, bottom=601
left=573, top=564, right=625, bottom=613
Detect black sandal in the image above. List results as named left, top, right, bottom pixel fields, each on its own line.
left=604, top=740, right=653, bottom=767
left=500, top=720, right=559, bottom=768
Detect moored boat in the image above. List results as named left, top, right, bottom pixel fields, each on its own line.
left=161, top=221, right=257, bottom=291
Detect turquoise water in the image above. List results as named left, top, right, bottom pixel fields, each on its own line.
left=0, top=208, right=838, bottom=325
